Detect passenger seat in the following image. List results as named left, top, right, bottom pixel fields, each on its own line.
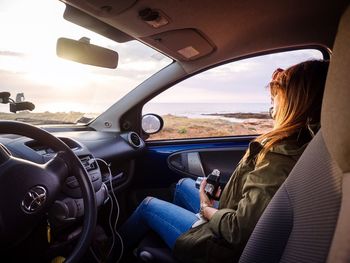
left=239, top=5, right=350, bottom=263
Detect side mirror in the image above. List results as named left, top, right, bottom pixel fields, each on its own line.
left=56, top=37, right=118, bottom=69
left=142, top=114, right=164, bottom=134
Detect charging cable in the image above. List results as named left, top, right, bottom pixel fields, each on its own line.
left=94, top=157, right=124, bottom=263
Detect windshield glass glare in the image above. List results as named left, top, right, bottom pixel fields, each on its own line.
left=0, top=0, right=171, bottom=125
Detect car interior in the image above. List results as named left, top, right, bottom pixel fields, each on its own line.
left=0, top=0, right=349, bottom=262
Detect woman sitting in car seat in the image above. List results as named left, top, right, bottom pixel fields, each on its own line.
left=119, top=60, right=329, bottom=262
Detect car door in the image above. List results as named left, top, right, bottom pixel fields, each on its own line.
left=128, top=48, right=325, bottom=208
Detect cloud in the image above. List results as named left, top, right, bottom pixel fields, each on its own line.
left=0, top=50, right=26, bottom=57
left=148, top=49, right=324, bottom=105
left=0, top=68, right=143, bottom=113
left=0, top=46, right=323, bottom=113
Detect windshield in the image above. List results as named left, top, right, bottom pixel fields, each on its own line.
left=0, top=0, right=171, bottom=125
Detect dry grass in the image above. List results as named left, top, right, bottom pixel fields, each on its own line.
left=148, top=114, right=274, bottom=140
left=0, top=112, right=274, bottom=140
left=0, top=111, right=85, bottom=125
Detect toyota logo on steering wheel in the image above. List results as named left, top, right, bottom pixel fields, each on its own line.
left=21, top=186, right=47, bottom=213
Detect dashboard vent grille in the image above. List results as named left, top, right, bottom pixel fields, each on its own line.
left=79, top=155, right=96, bottom=171
left=128, top=132, right=142, bottom=148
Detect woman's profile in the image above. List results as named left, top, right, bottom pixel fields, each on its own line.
left=119, top=59, right=329, bottom=262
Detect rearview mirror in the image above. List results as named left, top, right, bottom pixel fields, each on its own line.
left=56, top=37, right=118, bottom=69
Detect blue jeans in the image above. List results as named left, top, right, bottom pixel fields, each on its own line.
left=119, top=178, right=200, bottom=250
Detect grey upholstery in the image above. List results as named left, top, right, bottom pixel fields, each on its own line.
left=322, top=6, right=350, bottom=173
left=324, top=5, right=350, bottom=263
left=239, top=131, right=342, bottom=263
left=240, top=5, right=350, bottom=263
left=328, top=173, right=350, bottom=262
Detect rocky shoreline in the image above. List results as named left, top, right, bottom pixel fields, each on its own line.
left=148, top=114, right=274, bottom=140
left=202, top=112, right=270, bottom=119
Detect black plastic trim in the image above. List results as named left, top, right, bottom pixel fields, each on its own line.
left=167, top=147, right=247, bottom=179
left=146, top=135, right=256, bottom=146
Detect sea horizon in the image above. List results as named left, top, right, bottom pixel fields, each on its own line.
left=143, top=102, right=270, bottom=122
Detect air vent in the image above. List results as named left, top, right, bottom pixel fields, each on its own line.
left=79, top=155, right=96, bottom=171
left=128, top=132, right=142, bottom=148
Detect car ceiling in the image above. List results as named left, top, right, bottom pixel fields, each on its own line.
left=61, top=0, right=348, bottom=73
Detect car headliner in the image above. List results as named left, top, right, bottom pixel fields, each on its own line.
left=60, top=0, right=348, bottom=74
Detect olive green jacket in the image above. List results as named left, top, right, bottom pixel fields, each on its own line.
left=173, top=135, right=313, bottom=263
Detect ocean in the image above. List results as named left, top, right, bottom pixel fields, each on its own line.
left=143, top=102, right=270, bottom=122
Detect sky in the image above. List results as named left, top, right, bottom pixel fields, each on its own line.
left=0, top=0, right=170, bottom=113
left=150, top=49, right=323, bottom=104
left=0, top=0, right=323, bottom=114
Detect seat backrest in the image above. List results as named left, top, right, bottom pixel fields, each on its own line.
left=239, top=5, right=350, bottom=263
left=324, top=4, right=350, bottom=262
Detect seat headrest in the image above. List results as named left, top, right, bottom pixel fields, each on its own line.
left=322, top=5, right=350, bottom=173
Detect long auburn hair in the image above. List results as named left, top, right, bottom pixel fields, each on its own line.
left=251, top=60, right=329, bottom=165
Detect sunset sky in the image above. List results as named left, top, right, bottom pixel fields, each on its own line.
left=0, top=0, right=323, bottom=114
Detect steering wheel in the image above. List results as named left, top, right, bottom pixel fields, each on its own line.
left=0, top=121, right=97, bottom=262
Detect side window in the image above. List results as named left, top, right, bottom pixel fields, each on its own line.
left=142, top=49, right=323, bottom=140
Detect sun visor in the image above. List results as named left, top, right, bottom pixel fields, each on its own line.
left=63, top=5, right=134, bottom=43
left=144, top=29, right=215, bottom=61
left=64, top=0, right=137, bottom=16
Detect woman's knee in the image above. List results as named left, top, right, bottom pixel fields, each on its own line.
left=139, top=197, right=169, bottom=213
left=176, top=178, right=195, bottom=192
left=140, top=196, right=155, bottom=209
left=143, top=196, right=154, bottom=204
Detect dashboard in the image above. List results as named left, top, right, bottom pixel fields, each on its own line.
left=0, top=128, right=146, bottom=227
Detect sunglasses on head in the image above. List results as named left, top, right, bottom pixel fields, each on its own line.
left=272, top=68, right=284, bottom=80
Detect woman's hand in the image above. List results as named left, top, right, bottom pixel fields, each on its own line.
left=199, top=178, right=214, bottom=207
left=199, top=179, right=218, bottom=220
